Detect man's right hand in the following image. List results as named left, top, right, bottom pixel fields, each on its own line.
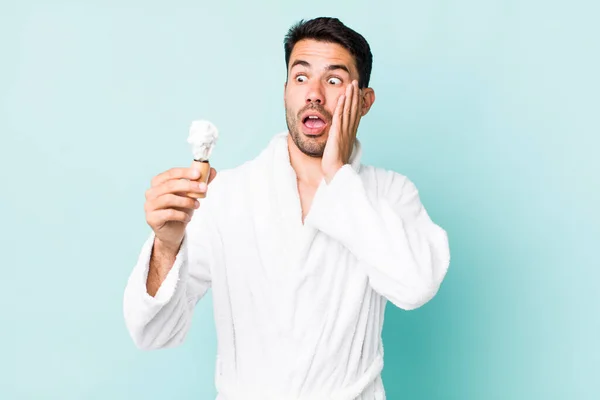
left=144, top=166, right=217, bottom=254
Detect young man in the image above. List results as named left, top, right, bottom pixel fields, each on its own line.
left=123, top=17, right=450, bottom=400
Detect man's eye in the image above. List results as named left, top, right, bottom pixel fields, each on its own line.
left=328, top=77, right=342, bottom=85
left=296, top=75, right=307, bottom=83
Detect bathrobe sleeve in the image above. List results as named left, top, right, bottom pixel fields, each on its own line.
left=122, top=201, right=221, bottom=350
left=304, top=164, right=450, bottom=310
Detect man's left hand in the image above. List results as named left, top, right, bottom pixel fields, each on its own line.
left=322, top=80, right=363, bottom=183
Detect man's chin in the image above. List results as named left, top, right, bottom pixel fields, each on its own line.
left=290, top=129, right=326, bottom=157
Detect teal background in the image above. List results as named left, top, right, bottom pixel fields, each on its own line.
left=1, top=0, right=598, bottom=399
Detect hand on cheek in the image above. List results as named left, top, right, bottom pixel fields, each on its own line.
left=322, top=80, right=363, bottom=183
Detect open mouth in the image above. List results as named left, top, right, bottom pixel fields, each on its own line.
left=302, top=114, right=327, bottom=135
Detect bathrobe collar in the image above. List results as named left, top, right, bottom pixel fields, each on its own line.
left=248, top=132, right=364, bottom=332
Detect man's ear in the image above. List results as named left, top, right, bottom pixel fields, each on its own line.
left=360, top=88, right=376, bottom=117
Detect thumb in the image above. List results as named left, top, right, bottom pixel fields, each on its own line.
left=207, top=167, right=217, bottom=184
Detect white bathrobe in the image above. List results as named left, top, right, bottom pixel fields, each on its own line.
left=123, top=132, right=450, bottom=400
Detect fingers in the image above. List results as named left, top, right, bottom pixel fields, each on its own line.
left=331, top=94, right=345, bottom=133
left=151, top=167, right=201, bottom=187
left=145, top=193, right=200, bottom=213
left=350, top=80, right=360, bottom=133
left=146, top=178, right=204, bottom=201
left=342, top=82, right=353, bottom=134
left=146, top=208, right=192, bottom=228
left=339, top=80, right=362, bottom=135
left=145, top=191, right=201, bottom=230
left=147, top=165, right=218, bottom=203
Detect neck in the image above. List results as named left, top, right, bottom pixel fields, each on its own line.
left=287, top=134, right=324, bottom=186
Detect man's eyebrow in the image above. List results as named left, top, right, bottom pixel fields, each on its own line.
left=290, top=59, right=310, bottom=69
left=326, top=64, right=350, bottom=74
left=290, top=60, right=350, bottom=74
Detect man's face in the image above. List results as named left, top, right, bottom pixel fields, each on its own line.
left=284, top=39, right=362, bottom=158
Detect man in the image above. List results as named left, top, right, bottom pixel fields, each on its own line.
left=123, top=17, right=450, bottom=400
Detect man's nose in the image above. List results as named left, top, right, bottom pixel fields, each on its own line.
left=305, top=82, right=324, bottom=104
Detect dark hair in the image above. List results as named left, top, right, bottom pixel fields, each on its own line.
left=284, top=17, right=373, bottom=89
